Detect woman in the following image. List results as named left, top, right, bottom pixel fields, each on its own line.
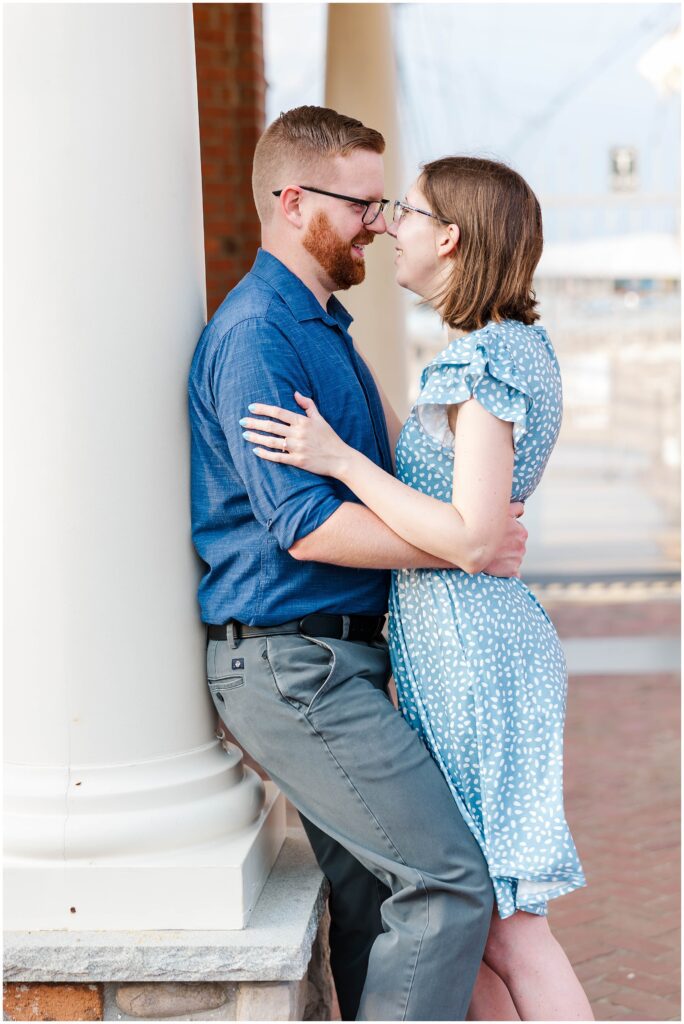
left=241, top=157, right=593, bottom=1021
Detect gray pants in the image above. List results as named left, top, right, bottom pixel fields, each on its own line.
left=207, top=630, right=493, bottom=1021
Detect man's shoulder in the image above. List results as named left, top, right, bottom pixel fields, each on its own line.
left=209, top=271, right=291, bottom=341
left=190, top=282, right=303, bottom=395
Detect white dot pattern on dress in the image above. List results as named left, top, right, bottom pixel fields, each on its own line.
left=389, top=319, right=586, bottom=919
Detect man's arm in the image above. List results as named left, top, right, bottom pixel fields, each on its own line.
left=289, top=502, right=452, bottom=568
left=289, top=500, right=527, bottom=576
left=214, top=320, right=345, bottom=550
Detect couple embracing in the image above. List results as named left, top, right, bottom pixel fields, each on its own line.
left=189, top=105, right=592, bottom=1022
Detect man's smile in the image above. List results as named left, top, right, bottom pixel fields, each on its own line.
left=352, top=234, right=374, bottom=260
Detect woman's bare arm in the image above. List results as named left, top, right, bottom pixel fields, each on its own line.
left=447, top=400, right=515, bottom=569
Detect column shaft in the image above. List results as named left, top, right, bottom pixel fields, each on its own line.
left=4, top=3, right=284, bottom=932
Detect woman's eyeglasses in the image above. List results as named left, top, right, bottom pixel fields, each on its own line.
left=391, top=200, right=452, bottom=226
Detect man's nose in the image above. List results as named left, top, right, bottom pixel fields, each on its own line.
left=368, top=211, right=388, bottom=235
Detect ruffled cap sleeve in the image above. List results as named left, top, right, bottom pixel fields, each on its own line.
left=415, top=325, right=532, bottom=449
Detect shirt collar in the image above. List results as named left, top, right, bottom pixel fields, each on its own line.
left=250, top=248, right=354, bottom=332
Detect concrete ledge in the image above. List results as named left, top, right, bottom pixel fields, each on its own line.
left=4, top=833, right=328, bottom=983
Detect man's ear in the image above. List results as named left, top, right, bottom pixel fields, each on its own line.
left=277, top=186, right=304, bottom=228
left=437, top=223, right=459, bottom=257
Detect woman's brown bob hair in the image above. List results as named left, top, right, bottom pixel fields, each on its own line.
left=419, top=157, right=543, bottom=331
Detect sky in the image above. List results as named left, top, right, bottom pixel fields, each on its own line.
left=263, top=3, right=680, bottom=242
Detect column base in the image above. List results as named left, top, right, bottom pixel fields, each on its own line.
left=4, top=832, right=326, bottom=981
left=4, top=783, right=285, bottom=931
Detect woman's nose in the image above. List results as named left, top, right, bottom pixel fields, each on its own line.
left=386, top=220, right=398, bottom=239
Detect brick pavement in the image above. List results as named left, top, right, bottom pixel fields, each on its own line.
left=546, top=593, right=681, bottom=1022
left=549, top=668, right=680, bottom=1020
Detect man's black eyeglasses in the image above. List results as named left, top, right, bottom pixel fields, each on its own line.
left=272, top=185, right=390, bottom=225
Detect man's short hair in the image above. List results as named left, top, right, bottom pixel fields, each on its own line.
left=252, top=105, right=385, bottom=223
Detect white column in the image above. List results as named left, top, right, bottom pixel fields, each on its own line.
left=325, top=3, right=409, bottom=417
left=4, top=3, right=284, bottom=932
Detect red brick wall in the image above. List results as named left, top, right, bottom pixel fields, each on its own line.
left=193, top=4, right=266, bottom=319
left=3, top=984, right=103, bottom=1021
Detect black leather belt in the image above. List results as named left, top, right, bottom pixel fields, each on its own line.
left=207, top=613, right=385, bottom=645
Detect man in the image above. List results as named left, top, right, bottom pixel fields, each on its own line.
left=189, top=106, right=527, bottom=1021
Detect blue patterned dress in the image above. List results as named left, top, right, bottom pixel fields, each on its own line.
left=388, top=319, right=586, bottom=919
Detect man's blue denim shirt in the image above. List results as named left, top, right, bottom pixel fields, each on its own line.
left=189, top=249, right=393, bottom=626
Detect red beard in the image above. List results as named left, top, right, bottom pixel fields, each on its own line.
left=303, top=211, right=373, bottom=290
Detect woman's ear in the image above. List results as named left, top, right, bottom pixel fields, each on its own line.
left=437, top=223, right=460, bottom=257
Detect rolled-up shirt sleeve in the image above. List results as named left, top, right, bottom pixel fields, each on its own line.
left=212, top=317, right=343, bottom=551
